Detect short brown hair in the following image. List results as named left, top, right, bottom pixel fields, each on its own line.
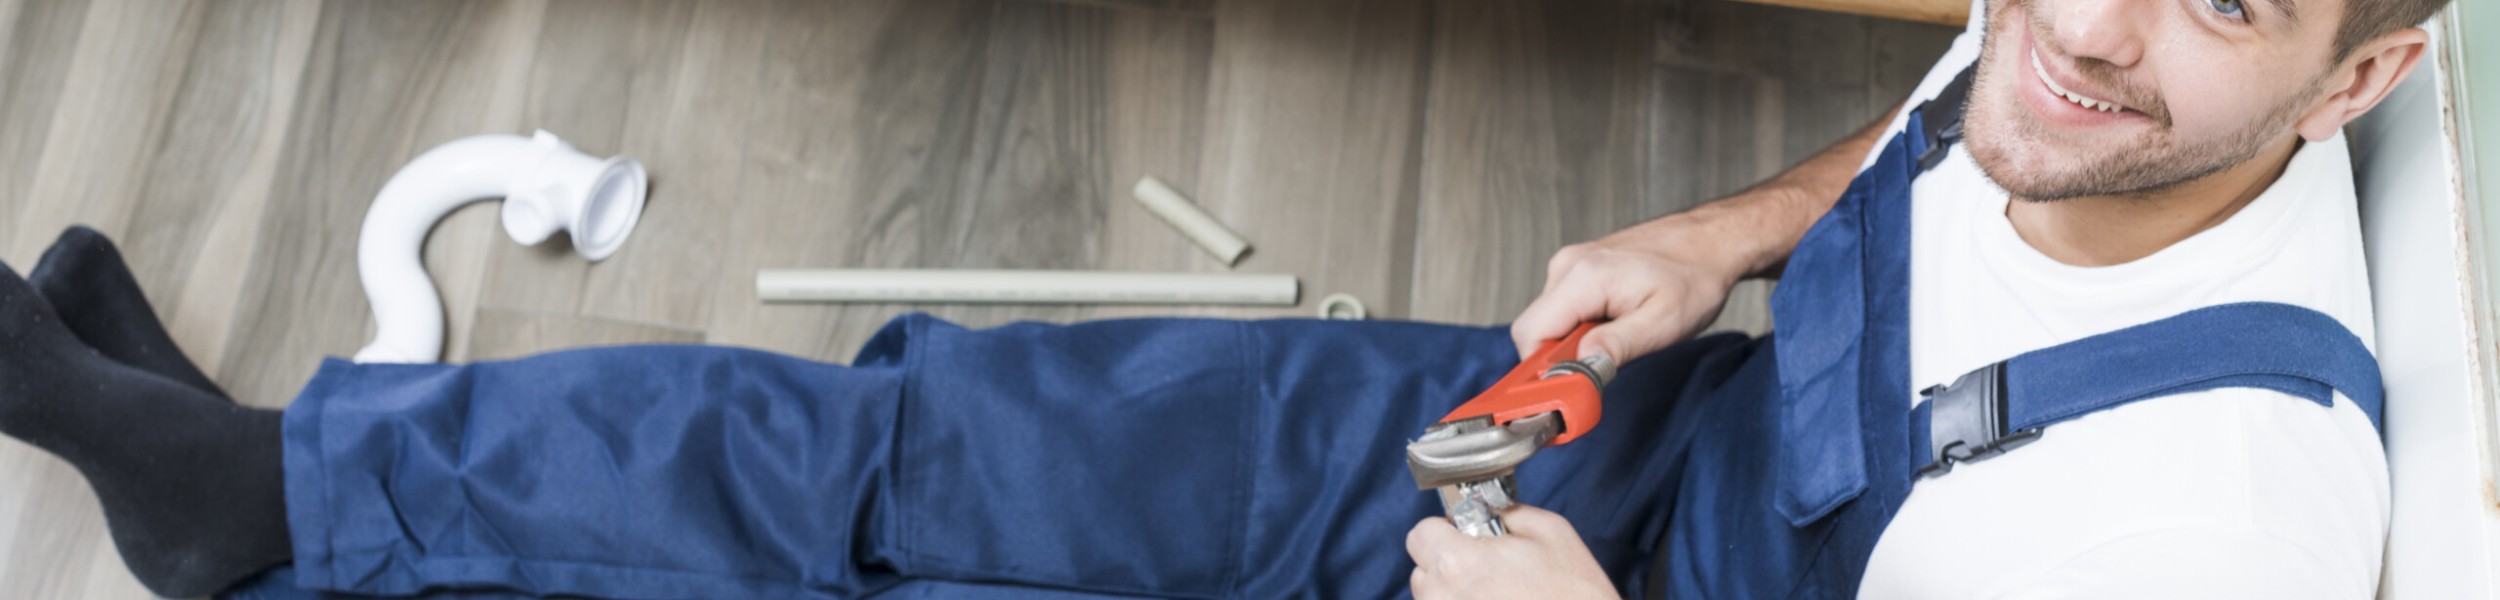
left=2336, top=0, right=2452, bottom=59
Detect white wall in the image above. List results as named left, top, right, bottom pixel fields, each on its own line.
left=2349, top=18, right=2500, bottom=598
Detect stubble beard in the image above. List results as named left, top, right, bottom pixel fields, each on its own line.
left=1959, top=0, right=2318, bottom=203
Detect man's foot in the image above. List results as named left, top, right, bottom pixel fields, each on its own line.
left=0, top=260, right=288, bottom=598
left=27, top=225, right=228, bottom=400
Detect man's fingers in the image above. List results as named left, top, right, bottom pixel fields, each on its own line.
left=1512, top=275, right=1609, bottom=359
left=1577, top=323, right=1644, bottom=368
left=1408, top=506, right=1614, bottom=599
left=1492, top=504, right=1579, bottom=543
left=1542, top=244, right=1589, bottom=294
left=1407, top=518, right=1464, bottom=600
left=1502, top=503, right=1563, bottom=526
left=1407, top=517, right=1466, bottom=573
left=1578, top=298, right=1683, bottom=366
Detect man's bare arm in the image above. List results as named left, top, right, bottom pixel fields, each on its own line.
left=1510, top=102, right=1901, bottom=364
left=1679, top=104, right=1898, bottom=279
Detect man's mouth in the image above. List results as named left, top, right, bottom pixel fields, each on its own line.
left=2031, top=49, right=2124, bottom=113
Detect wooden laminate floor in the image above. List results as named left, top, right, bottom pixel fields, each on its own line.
left=0, top=0, right=1954, bottom=596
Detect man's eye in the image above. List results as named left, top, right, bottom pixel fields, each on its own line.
left=2208, top=0, right=2248, bottom=19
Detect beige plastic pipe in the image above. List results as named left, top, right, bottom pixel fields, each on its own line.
left=756, top=269, right=1298, bottom=306
left=1132, top=176, right=1251, bottom=266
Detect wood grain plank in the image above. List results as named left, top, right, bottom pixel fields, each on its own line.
left=1078, top=3, right=1217, bottom=320
left=72, top=536, right=151, bottom=599
left=918, top=0, right=1224, bottom=330
left=904, top=0, right=1113, bottom=332
left=0, top=0, right=101, bottom=591
left=1406, top=0, right=1655, bottom=324
left=707, top=0, right=1219, bottom=359
left=467, top=306, right=703, bottom=361
left=5, top=0, right=210, bottom=263
left=0, top=0, right=92, bottom=245
left=1647, top=68, right=1778, bottom=219
left=1658, top=0, right=1872, bottom=85
left=102, top=0, right=292, bottom=311
left=569, top=0, right=772, bottom=331
left=1192, top=0, right=1434, bottom=320
left=164, top=0, right=324, bottom=379
left=1866, top=15, right=1961, bottom=111
left=701, top=0, right=996, bottom=361
left=0, top=460, right=112, bottom=598
left=1647, top=66, right=1786, bottom=334
left=473, top=0, right=768, bottom=335
left=219, top=0, right=543, bottom=404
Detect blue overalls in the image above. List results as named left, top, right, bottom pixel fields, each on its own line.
left=221, top=67, right=2383, bottom=600
left=1646, top=67, right=2385, bottom=598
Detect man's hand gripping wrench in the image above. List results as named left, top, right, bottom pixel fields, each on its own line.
left=1405, top=323, right=1614, bottom=537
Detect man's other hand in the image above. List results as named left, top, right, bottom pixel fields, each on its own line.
left=1406, top=505, right=1616, bottom=600
left=1512, top=221, right=1742, bottom=366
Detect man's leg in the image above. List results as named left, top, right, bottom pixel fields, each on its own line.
left=4, top=224, right=1748, bottom=599
left=274, top=315, right=1539, bottom=599
left=27, top=226, right=228, bottom=400
left=0, top=261, right=293, bottom=597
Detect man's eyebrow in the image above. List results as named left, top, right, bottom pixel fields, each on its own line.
left=2263, top=0, right=2300, bottom=27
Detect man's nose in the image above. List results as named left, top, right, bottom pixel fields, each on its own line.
left=2044, top=0, right=2148, bottom=68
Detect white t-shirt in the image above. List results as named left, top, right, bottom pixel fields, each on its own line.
left=1852, top=5, right=2390, bottom=598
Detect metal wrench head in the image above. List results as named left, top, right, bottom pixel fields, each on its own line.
left=1406, top=412, right=1563, bottom=537
left=1405, top=411, right=1562, bottom=489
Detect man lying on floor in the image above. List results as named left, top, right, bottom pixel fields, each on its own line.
left=0, top=0, right=2447, bottom=597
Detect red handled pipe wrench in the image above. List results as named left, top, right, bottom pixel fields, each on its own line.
left=1406, top=323, right=1614, bottom=537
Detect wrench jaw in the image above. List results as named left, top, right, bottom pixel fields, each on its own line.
left=1406, top=411, right=1564, bottom=537
left=1436, top=477, right=1519, bottom=537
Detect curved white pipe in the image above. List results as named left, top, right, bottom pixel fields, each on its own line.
left=354, top=130, right=647, bottom=363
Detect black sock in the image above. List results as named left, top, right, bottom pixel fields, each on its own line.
left=27, top=225, right=229, bottom=401
left=0, top=261, right=290, bottom=598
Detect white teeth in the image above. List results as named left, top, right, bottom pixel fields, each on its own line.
left=2032, top=50, right=2120, bottom=113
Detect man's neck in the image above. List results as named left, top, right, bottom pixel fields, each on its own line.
left=2004, top=137, right=2303, bottom=267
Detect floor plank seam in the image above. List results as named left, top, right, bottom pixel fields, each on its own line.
left=474, top=304, right=711, bottom=336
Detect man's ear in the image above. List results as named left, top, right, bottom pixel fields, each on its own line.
left=2296, top=27, right=2433, bottom=142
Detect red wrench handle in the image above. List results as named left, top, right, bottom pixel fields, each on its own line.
left=1434, top=322, right=1605, bottom=445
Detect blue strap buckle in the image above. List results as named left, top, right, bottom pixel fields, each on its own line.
left=1915, top=362, right=2042, bottom=478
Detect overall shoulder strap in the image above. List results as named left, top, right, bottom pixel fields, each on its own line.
left=1767, top=62, right=1980, bottom=524
left=1910, top=302, right=2385, bottom=477
left=1914, top=63, right=1976, bottom=174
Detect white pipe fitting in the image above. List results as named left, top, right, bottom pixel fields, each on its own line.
left=353, top=130, right=647, bottom=363
left=1317, top=293, right=1367, bottom=320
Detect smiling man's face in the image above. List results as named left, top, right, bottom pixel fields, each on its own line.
left=1962, top=0, right=2349, bottom=201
